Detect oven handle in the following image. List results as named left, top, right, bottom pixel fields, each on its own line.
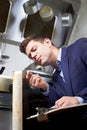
left=0, top=105, right=12, bottom=110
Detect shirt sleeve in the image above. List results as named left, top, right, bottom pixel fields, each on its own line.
left=41, top=88, right=84, bottom=104
left=75, top=96, right=84, bottom=104
left=41, top=85, right=49, bottom=96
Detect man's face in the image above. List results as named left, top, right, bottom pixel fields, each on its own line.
left=25, top=39, right=52, bottom=66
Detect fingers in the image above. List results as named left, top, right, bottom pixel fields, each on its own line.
left=55, top=97, right=69, bottom=108
left=29, top=74, right=41, bottom=87
left=55, top=96, right=78, bottom=108
left=26, top=71, right=33, bottom=79
left=55, top=100, right=64, bottom=108
left=26, top=71, right=41, bottom=87
left=26, top=71, right=33, bottom=85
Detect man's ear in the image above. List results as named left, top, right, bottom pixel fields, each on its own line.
left=44, top=38, right=52, bottom=47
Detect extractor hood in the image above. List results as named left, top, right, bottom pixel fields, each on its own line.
left=0, top=0, right=81, bottom=46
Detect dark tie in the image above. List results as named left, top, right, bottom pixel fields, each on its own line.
left=57, top=61, right=61, bottom=72
left=57, top=61, right=65, bottom=82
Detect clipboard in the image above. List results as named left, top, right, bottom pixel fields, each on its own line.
left=26, top=103, right=87, bottom=122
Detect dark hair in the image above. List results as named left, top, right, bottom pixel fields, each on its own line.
left=19, top=34, right=46, bottom=54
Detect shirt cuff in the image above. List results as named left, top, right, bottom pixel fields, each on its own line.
left=41, top=85, right=49, bottom=96
left=75, top=96, right=84, bottom=104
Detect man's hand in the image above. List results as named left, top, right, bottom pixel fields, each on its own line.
left=55, top=96, right=80, bottom=108
left=26, top=71, right=48, bottom=91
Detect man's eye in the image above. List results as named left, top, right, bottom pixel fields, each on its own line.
left=32, top=47, right=36, bottom=52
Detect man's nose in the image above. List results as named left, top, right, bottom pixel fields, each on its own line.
left=31, top=53, right=37, bottom=59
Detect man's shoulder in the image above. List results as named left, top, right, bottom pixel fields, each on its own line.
left=68, top=37, right=87, bottom=48
left=74, top=37, right=87, bottom=44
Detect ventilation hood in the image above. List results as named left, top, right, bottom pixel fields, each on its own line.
left=0, top=0, right=81, bottom=46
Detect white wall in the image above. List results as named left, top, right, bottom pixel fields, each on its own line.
left=0, top=43, right=33, bottom=77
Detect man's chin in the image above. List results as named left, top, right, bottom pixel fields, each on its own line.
left=36, top=61, right=47, bottom=66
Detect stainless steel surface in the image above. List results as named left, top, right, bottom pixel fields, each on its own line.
left=28, top=69, right=52, bottom=78
left=0, top=0, right=81, bottom=46
left=0, top=109, right=12, bottom=130
left=0, top=92, right=12, bottom=130
left=24, top=62, right=54, bottom=79
left=62, top=13, right=72, bottom=27
left=39, top=5, right=54, bottom=21
left=23, top=0, right=38, bottom=14
left=23, top=12, right=55, bottom=38
left=28, top=69, right=52, bottom=83
left=0, top=75, right=12, bottom=92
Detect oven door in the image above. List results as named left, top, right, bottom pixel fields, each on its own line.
left=0, top=105, right=12, bottom=130
left=0, top=92, right=12, bottom=130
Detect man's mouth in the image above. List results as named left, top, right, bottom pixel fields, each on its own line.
left=37, top=56, right=41, bottom=62
left=34, top=56, right=41, bottom=64
left=37, top=59, right=41, bottom=64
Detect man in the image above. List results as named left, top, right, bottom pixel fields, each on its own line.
left=19, top=34, right=87, bottom=129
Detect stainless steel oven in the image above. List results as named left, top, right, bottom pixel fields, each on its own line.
left=0, top=92, right=12, bottom=130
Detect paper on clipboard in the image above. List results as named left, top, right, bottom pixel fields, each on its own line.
left=26, top=103, right=87, bottom=122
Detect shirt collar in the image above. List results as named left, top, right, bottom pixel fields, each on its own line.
left=55, top=48, right=62, bottom=66
left=55, top=48, right=62, bottom=71
left=57, top=48, right=62, bottom=62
